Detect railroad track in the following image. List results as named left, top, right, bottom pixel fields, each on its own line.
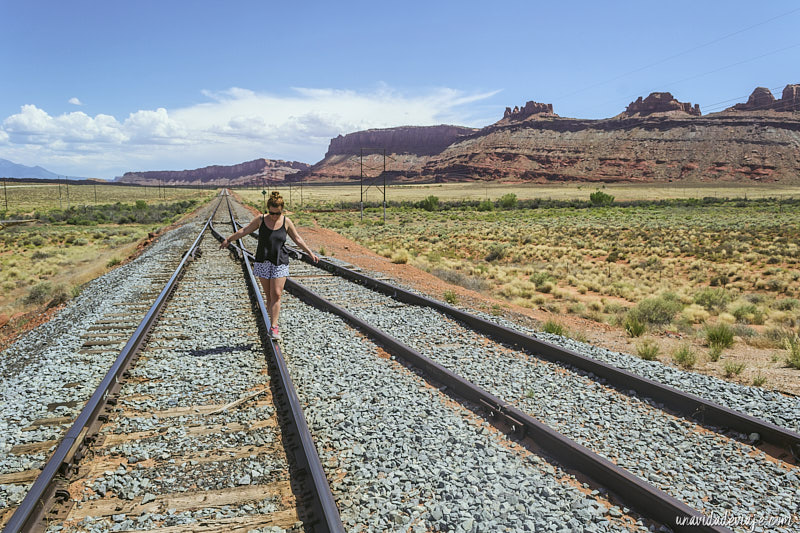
left=231, top=202, right=799, bottom=533
left=3, top=194, right=342, bottom=532
left=3, top=193, right=798, bottom=532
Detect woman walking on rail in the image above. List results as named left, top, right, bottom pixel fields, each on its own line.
left=220, top=191, right=318, bottom=340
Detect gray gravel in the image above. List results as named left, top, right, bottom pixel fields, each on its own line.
left=291, top=264, right=800, bottom=533
left=0, top=203, right=216, bottom=511
left=280, top=293, right=651, bottom=532
left=45, top=210, right=299, bottom=532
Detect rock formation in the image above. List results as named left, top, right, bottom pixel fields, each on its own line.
left=731, top=87, right=777, bottom=111
left=503, top=101, right=555, bottom=121
left=623, top=92, right=701, bottom=117
left=725, top=84, right=800, bottom=113
left=324, top=125, right=476, bottom=158
left=118, top=158, right=309, bottom=186
left=778, top=84, right=800, bottom=111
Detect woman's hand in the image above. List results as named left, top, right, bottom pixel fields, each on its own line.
left=220, top=238, right=229, bottom=249
left=310, top=252, right=319, bottom=263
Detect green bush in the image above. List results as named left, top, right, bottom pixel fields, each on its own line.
left=589, top=190, right=614, bottom=206
left=673, top=344, right=697, bottom=368
left=723, top=361, right=746, bottom=377
left=477, top=200, right=494, bottom=212
left=694, top=287, right=731, bottom=312
left=624, top=315, right=647, bottom=337
left=628, top=293, right=682, bottom=325
left=23, top=282, right=69, bottom=307
left=636, top=339, right=660, bottom=360
left=731, top=303, right=764, bottom=325
left=499, top=193, right=518, bottom=209
left=543, top=320, right=566, bottom=336
left=443, top=290, right=458, bottom=305
left=774, top=298, right=799, bottom=311
left=786, top=335, right=800, bottom=370
left=705, top=322, right=735, bottom=350
left=484, top=244, right=508, bottom=262
left=420, top=195, right=439, bottom=212
left=530, top=272, right=554, bottom=286
left=135, top=199, right=147, bottom=209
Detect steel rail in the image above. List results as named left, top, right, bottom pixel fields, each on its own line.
left=4, top=196, right=224, bottom=533
left=212, top=198, right=344, bottom=533
left=285, top=247, right=800, bottom=459
left=284, top=276, right=730, bottom=533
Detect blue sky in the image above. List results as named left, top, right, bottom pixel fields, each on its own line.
left=1, top=0, right=798, bottom=178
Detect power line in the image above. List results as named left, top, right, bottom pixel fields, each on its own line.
left=570, top=42, right=800, bottom=117
left=554, top=6, right=800, bottom=103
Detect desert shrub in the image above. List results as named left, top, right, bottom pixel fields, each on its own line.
left=23, top=282, right=69, bottom=307
left=681, top=304, right=710, bottom=324
left=477, top=200, right=494, bottom=212
left=431, top=268, right=489, bottom=292
left=705, top=322, right=735, bottom=350
left=786, top=335, right=800, bottom=370
left=484, top=244, right=508, bottom=262
left=107, top=257, right=122, bottom=267
left=391, top=250, right=410, bottom=264
left=723, top=361, right=746, bottom=377
left=543, top=320, right=566, bottom=336
left=628, top=293, right=682, bottom=326
left=774, top=298, right=799, bottom=311
left=589, top=190, right=614, bottom=206
left=752, top=374, right=767, bottom=387
left=708, top=345, right=723, bottom=362
left=537, top=281, right=555, bottom=294
left=31, top=250, right=52, bottom=260
left=135, top=199, right=147, bottom=209
left=694, top=287, right=731, bottom=312
left=420, top=195, right=439, bottom=212
left=731, top=303, right=765, bottom=325
left=443, top=290, right=458, bottom=305
left=673, top=344, right=697, bottom=368
left=624, top=315, right=646, bottom=337
left=636, top=339, right=660, bottom=360
left=499, top=193, right=518, bottom=209
left=529, top=271, right=554, bottom=286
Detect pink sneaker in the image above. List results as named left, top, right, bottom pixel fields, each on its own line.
left=269, top=325, right=281, bottom=340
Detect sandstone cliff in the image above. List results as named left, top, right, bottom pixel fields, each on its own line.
left=118, top=158, right=309, bottom=186
left=292, top=125, right=477, bottom=183
left=306, top=87, right=800, bottom=184
left=420, top=113, right=800, bottom=183
left=325, top=125, right=477, bottom=158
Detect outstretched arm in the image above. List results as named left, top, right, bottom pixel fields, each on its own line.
left=285, top=218, right=319, bottom=263
left=220, top=215, right=261, bottom=249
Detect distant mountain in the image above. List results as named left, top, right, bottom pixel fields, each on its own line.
left=118, top=158, right=310, bottom=186
left=304, top=84, right=800, bottom=184
left=0, top=158, right=85, bottom=180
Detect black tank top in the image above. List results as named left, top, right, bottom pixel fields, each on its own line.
left=255, top=215, right=290, bottom=265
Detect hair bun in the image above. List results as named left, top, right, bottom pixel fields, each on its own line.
left=270, top=191, right=281, bottom=199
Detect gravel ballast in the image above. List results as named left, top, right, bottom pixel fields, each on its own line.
left=291, top=263, right=800, bottom=533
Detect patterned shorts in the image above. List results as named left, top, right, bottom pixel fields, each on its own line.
left=253, top=261, right=289, bottom=279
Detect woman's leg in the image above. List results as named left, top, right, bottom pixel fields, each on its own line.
left=259, top=277, right=272, bottom=322
left=267, top=276, right=287, bottom=328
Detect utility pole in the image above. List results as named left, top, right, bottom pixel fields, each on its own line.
left=58, top=179, right=62, bottom=209
left=3, top=178, right=7, bottom=211
left=66, top=177, right=70, bottom=209
left=94, top=181, right=98, bottom=203
left=360, top=148, right=364, bottom=221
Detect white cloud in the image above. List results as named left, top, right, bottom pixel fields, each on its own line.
left=0, top=85, right=499, bottom=178
left=68, top=97, right=83, bottom=106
